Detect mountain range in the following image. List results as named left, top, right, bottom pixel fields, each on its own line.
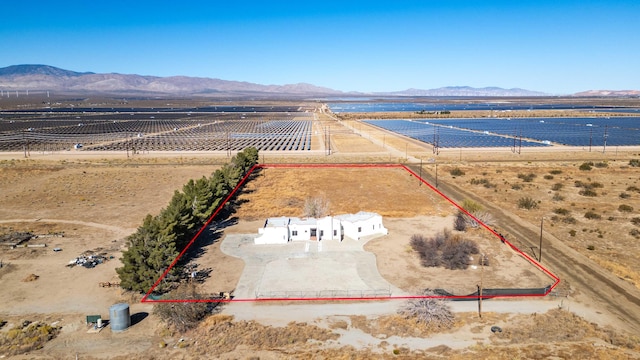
left=0, top=64, right=634, bottom=98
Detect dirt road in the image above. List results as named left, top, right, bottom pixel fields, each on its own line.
left=407, top=163, right=640, bottom=334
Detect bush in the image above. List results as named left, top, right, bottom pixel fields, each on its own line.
left=449, top=168, right=465, bottom=176
left=587, top=245, right=595, bottom=251
left=517, top=173, right=537, bottom=182
left=549, top=169, right=563, bottom=175
left=562, top=216, right=577, bottom=224
left=153, top=283, right=217, bottom=333
left=618, top=204, right=634, bottom=213
left=410, top=230, right=479, bottom=270
left=579, top=189, right=598, bottom=197
left=627, top=186, right=640, bottom=193
left=628, top=159, right=640, bottom=167
left=552, top=193, right=565, bottom=201
left=553, top=208, right=570, bottom=215
left=630, top=229, right=640, bottom=238
left=569, top=229, right=576, bottom=237
left=511, top=183, right=523, bottom=190
left=551, top=183, right=564, bottom=191
left=594, top=161, right=608, bottom=168
left=303, top=195, right=330, bottom=218
left=584, top=211, right=601, bottom=220
left=543, top=174, right=554, bottom=180
left=579, top=162, right=594, bottom=171
left=517, top=197, right=538, bottom=210
left=631, top=218, right=640, bottom=226
left=398, top=290, right=455, bottom=329
left=619, top=192, right=631, bottom=199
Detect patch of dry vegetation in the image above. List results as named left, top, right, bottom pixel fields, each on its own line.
left=0, top=320, right=61, bottom=357
left=186, top=314, right=338, bottom=356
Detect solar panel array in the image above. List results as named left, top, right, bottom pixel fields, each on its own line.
left=364, top=119, right=549, bottom=148
left=329, top=102, right=616, bottom=113
left=420, top=117, right=640, bottom=146
left=0, top=112, right=313, bottom=152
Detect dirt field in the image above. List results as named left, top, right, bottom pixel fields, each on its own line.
left=1, top=98, right=640, bottom=358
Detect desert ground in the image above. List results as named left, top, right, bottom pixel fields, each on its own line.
left=1, top=97, right=640, bottom=359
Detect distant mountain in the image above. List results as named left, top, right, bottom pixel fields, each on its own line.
left=383, top=86, right=548, bottom=97
left=0, top=64, right=343, bottom=97
left=573, top=90, right=640, bottom=97
left=0, top=64, right=94, bottom=77
left=0, top=64, right=551, bottom=97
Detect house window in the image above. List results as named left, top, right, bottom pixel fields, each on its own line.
left=358, top=227, right=362, bottom=233
left=320, top=230, right=324, bottom=236
left=333, top=230, right=337, bottom=236
left=292, top=230, right=298, bottom=236
left=372, top=225, right=375, bottom=230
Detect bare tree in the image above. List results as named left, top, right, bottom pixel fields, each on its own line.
left=399, top=290, right=455, bottom=329
left=303, top=195, right=330, bottom=218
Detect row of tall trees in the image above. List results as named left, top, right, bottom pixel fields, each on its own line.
left=117, top=147, right=259, bottom=293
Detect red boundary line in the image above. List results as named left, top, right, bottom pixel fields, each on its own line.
left=141, top=163, right=560, bottom=303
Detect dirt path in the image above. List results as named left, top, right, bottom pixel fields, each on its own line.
left=0, top=218, right=135, bottom=239
left=407, top=163, right=640, bottom=334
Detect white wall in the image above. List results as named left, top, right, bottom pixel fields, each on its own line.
left=255, top=227, right=289, bottom=245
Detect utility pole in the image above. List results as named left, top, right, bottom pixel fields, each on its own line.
left=435, top=161, right=438, bottom=188
left=419, top=158, right=423, bottom=186
left=478, top=256, right=484, bottom=318
left=539, top=218, right=543, bottom=262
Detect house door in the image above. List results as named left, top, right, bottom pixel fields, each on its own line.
left=310, top=228, right=317, bottom=241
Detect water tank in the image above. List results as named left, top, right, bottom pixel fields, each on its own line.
left=109, top=303, right=131, bottom=332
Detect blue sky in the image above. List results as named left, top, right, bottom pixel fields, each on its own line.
left=1, top=1, right=638, bottom=94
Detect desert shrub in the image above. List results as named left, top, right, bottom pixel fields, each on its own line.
left=587, top=245, right=595, bottom=251
left=569, top=229, right=576, bottom=237
left=628, top=159, right=640, bottom=167
left=517, top=197, right=538, bottom=210
left=398, top=290, right=455, bottom=330
left=549, top=169, right=563, bottom=175
left=562, top=216, right=577, bottom=224
left=153, top=283, right=216, bottom=333
left=584, top=211, right=602, bottom=220
left=551, top=183, right=563, bottom=191
left=410, top=230, right=479, bottom=270
left=594, top=161, right=608, bottom=168
left=574, top=180, right=586, bottom=188
left=620, top=192, right=631, bottom=199
left=511, top=183, right=523, bottom=190
left=553, top=208, right=570, bottom=215
left=449, top=167, right=465, bottom=176
left=470, top=178, right=496, bottom=188
left=579, top=162, right=594, bottom=171
left=618, top=204, right=634, bottom=213
left=0, top=321, right=61, bottom=357
left=303, top=195, right=330, bottom=218
left=543, top=174, right=554, bottom=180
left=589, top=181, right=603, bottom=188
left=630, top=229, right=640, bottom=238
left=631, top=218, right=640, bottom=226
left=517, top=173, right=537, bottom=182
left=579, top=188, right=598, bottom=197
left=462, top=199, right=482, bottom=213
left=552, top=193, right=565, bottom=201
left=627, top=186, right=640, bottom=193
left=454, top=209, right=494, bottom=230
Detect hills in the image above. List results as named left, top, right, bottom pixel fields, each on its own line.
left=0, top=64, right=634, bottom=98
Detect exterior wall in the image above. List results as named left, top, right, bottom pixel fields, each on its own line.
left=255, top=227, right=288, bottom=244
left=289, top=223, right=312, bottom=241
left=342, top=215, right=388, bottom=240
left=316, top=216, right=342, bottom=241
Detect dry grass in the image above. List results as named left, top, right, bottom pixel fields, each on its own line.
left=0, top=321, right=61, bottom=357
left=235, top=167, right=451, bottom=220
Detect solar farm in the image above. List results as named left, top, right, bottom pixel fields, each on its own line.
left=365, top=117, right=640, bottom=148
left=0, top=110, right=314, bottom=152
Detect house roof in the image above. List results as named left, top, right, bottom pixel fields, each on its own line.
left=335, top=211, right=379, bottom=222
left=265, top=217, right=290, bottom=227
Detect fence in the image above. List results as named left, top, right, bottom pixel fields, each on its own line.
left=255, top=288, right=392, bottom=299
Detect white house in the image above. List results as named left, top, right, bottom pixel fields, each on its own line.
left=254, top=211, right=387, bottom=245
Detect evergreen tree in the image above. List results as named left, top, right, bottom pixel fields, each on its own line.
left=117, top=147, right=259, bottom=294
